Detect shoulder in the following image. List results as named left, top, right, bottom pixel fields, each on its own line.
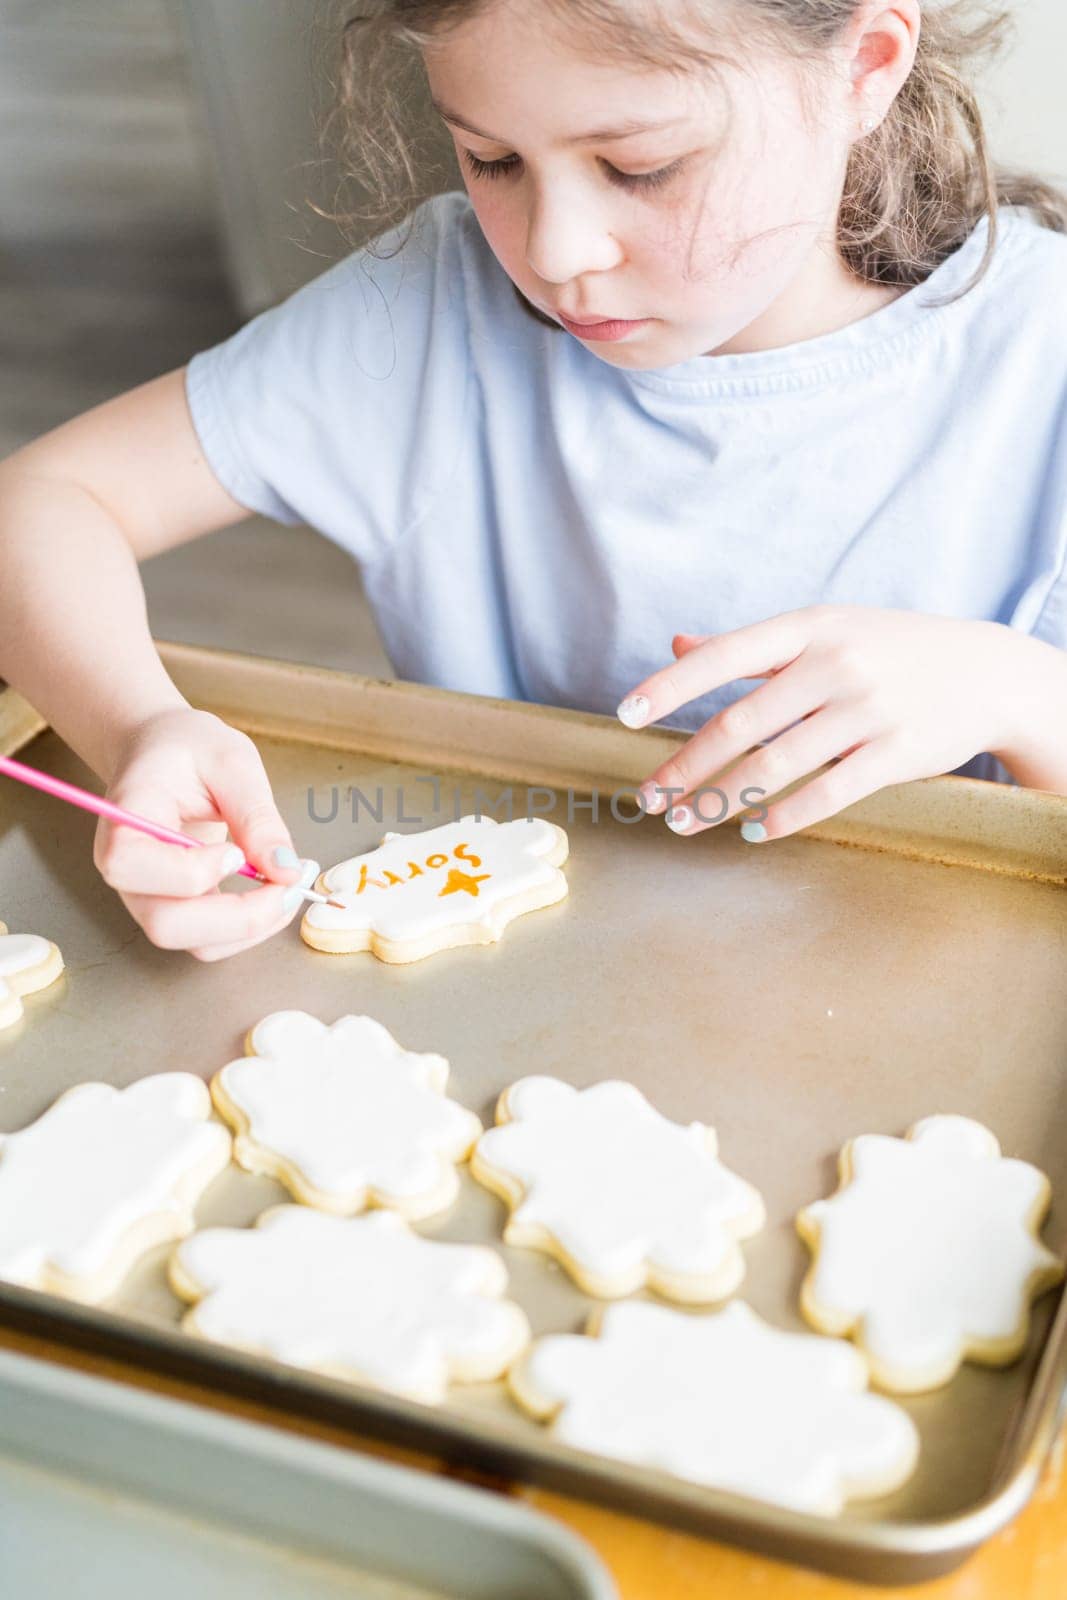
left=947, top=209, right=1067, bottom=353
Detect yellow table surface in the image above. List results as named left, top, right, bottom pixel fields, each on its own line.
left=3, top=1325, right=1066, bottom=1597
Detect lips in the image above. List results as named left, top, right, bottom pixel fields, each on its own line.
left=557, top=311, right=627, bottom=326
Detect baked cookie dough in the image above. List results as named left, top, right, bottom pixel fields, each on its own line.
left=211, top=1010, right=481, bottom=1219
left=300, top=816, right=569, bottom=963
left=797, top=1114, right=1065, bottom=1392
left=510, top=1299, right=919, bottom=1517
left=171, top=1205, right=531, bottom=1405
left=471, top=1077, right=764, bottom=1301
left=0, top=1075, right=231, bottom=1303
left=0, top=921, right=64, bottom=1031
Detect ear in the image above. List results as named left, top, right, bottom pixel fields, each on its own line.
left=843, top=1, right=921, bottom=134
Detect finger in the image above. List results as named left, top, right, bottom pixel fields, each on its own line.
left=202, top=735, right=301, bottom=882
left=617, top=611, right=816, bottom=729
left=180, top=860, right=319, bottom=962
left=96, top=825, right=247, bottom=898
left=638, top=667, right=827, bottom=816
left=736, top=736, right=906, bottom=842
left=123, top=880, right=305, bottom=953
left=671, top=633, right=708, bottom=658
left=188, top=924, right=294, bottom=963
left=663, top=707, right=866, bottom=836
left=95, top=780, right=217, bottom=893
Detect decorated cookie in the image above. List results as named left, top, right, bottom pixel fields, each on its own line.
left=510, top=1299, right=919, bottom=1517
left=0, top=920, right=64, bottom=1031
left=211, top=1010, right=482, bottom=1219
left=300, top=816, right=569, bottom=963
left=170, top=1205, right=531, bottom=1404
left=0, top=1075, right=231, bottom=1303
left=470, top=1078, right=765, bottom=1301
left=796, top=1115, right=1065, bottom=1393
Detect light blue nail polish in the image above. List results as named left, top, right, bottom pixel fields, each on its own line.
left=282, top=885, right=304, bottom=914
left=741, top=821, right=768, bottom=843
left=220, top=844, right=246, bottom=876
left=617, top=693, right=650, bottom=730
left=273, top=845, right=300, bottom=869
left=666, top=805, right=694, bottom=835
left=637, top=782, right=666, bottom=816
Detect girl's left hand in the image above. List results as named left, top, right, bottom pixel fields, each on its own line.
left=617, top=606, right=1028, bottom=840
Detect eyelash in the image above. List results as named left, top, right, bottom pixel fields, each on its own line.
left=461, top=150, right=683, bottom=193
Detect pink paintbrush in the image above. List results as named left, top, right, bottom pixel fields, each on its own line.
left=0, top=752, right=345, bottom=909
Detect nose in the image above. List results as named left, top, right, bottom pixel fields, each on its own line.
left=524, top=182, right=624, bottom=284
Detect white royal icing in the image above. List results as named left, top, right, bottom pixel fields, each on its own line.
left=798, top=1115, right=1065, bottom=1390
left=0, top=1075, right=231, bottom=1301
left=0, top=927, right=61, bottom=1029
left=512, top=1300, right=919, bottom=1517
left=214, top=1010, right=481, bottom=1216
left=174, top=1206, right=531, bottom=1404
left=472, top=1078, right=765, bottom=1298
left=302, top=816, right=568, bottom=947
left=0, top=933, right=51, bottom=978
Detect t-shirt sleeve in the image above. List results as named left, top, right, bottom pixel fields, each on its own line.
left=184, top=192, right=475, bottom=568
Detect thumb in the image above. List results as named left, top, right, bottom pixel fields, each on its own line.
left=205, top=739, right=302, bottom=883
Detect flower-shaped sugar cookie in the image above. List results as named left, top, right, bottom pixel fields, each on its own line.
left=0, top=920, right=64, bottom=1031
left=0, top=1075, right=231, bottom=1302
left=171, top=1206, right=531, bottom=1404
left=471, top=1078, right=765, bottom=1300
left=211, top=1010, right=481, bottom=1219
left=797, top=1115, right=1065, bottom=1392
left=510, top=1300, right=919, bottom=1517
left=300, top=816, right=569, bottom=963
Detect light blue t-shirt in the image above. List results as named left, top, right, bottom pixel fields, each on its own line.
left=186, top=193, right=1067, bottom=784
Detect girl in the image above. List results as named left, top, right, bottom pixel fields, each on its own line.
left=1, top=0, right=1065, bottom=962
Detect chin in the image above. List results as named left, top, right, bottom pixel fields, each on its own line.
left=582, top=329, right=713, bottom=372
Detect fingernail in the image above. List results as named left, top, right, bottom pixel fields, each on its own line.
left=282, top=885, right=304, bottom=914
left=666, top=805, right=694, bottom=835
left=273, top=845, right=301, bottom=870
left=220, top=844, right=246, bottom=876
left=617, top=694, right=650, bottom=730
left=638, top=782, right=666, bottom=815
left=741, top=821, right=768, bottom=843
left=298, top=857, right=320, bottom=888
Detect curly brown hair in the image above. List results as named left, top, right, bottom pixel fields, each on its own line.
left=312, top=0, right=1066, bottom=309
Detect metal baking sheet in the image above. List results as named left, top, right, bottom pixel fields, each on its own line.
left=2, top=641, right=1067, bottom=1585
left=0, top=1346, right=616, bottom=1600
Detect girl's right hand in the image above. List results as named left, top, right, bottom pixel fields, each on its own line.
left=93, top=706, right=310, bottom=962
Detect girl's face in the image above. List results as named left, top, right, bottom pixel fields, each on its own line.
left=424, top=0, right=859, bottom=369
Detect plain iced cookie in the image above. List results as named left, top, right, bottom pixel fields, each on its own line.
left=470, top=1077, right=765, bottom=1301
left=170, top=1205, right=531, bottom=1405
left=300, top=816, right=569, bottom=964
left=0, top=920, right=64, bottom=1031
left=211, top=1010, right=482, bottom=1219
left=509, top=1299, right=919, bottom=1518
left=0, top=1075, right=231, bottom=1303
left=797, top=1114, right=1065, bottom=1393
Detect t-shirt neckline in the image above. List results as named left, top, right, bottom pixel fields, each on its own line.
left=615, top=210, right=1021, bottom=399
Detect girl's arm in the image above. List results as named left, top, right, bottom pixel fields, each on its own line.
left=0, top=369, right=243, bottom=779
left=0, top=369, right=309, bottom=958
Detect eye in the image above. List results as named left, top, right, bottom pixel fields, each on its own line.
left=463, top=152, right=521, bottom=182
left=461, top=150, right=685, bottom=193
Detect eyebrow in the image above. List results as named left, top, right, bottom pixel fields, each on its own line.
left=430, top=99, right=687, bottom=145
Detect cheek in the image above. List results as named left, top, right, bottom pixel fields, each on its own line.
left=465, top=186, right=525, bottom=271
left=674, top=128, right=837, bottom=293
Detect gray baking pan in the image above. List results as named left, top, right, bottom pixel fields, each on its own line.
left=0, top=1347, right=616, bottom=1600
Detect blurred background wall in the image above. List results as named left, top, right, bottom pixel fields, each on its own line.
left=1, top=0, right=1063, bottom=683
